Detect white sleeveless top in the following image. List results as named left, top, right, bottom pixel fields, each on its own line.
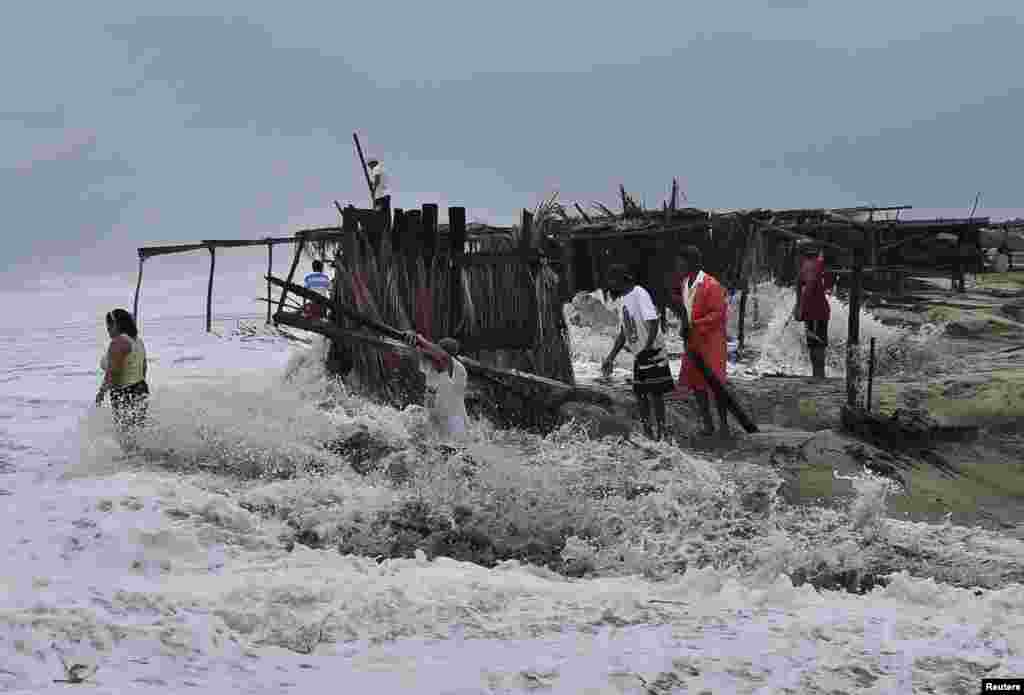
left=101, top=337, right=146, bottom=387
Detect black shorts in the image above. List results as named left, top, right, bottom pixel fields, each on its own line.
left=805, top=320, right=828, bottom=347
left=633, top=349, right=675, bottom=396
left=110, top=381, right=150, bottom=431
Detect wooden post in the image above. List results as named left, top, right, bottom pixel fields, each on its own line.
left=449, top=206, right=466, bottom=336
left=407, top=210, right=425, bottom=268
left=867, top=337, right=877, bottom=412
left=276, top=236, right=306, bottom=320
left=846, top=249, right=864, bottom=407
left=266, top=241, right=273, bottom=324
left=352, top=132, right=375, bottom=209
left=422, top=203, right=439, bottom=250
left=563, top=238, right=576, bottom=300
left=132, top=257, right=145, bottom=327
left=520, top=209, right=533, bottom=250
left=391, top=208, right=405, bottom=256
left=737, top=285, right=749, bottom=353
left=205, top=244, right=216, bottom=333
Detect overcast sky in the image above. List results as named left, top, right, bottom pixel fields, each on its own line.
left=3, top=1, right=1023, bottom=291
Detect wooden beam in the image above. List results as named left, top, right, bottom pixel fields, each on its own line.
left=755, top=220, right=849, bottom=254
left=200, top=237, right=297, bottom=249
left=449, top=206, right=467, bottom=334
left=276, top=237, right=305, bottom=320
left=272, top=311, right=613, bottom=408
left=423, top=203, right=440, bottom=250
left=138, top=243, right=207, bottom=260
left=205, top=246, right=216, bottom=333
left=266, top=242, right=273, bottom=324
left=296, top=227, right=345, bottom=242
left=846, top=250, right=864, bottom=407
left=132, top=258, right=144, bottom=327
left=520, top=209, right=534, bottom=250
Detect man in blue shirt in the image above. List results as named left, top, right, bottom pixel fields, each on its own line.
left=303, top=260, right=332, bottom=320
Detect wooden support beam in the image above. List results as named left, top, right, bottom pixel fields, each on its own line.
left=423, top=203, right=439, bottom=251
left=391, top=208, right=405, bottom=255
left=138, top=243, right=207, bottom=260
left=272, top=310, right=613, bottom=409
left=846, top=249, right=864, bottom=407
left=266, top=242, right=273, bottom=324
left=449, top=206, right=467, bottom=335
left=563, top=239, right=577, bottom=300
left=132, top=258, right=145, bottom=327
left=205, top=245, right=216, bottom=333
left=276, top=237, right=305, bottom=320
left=520, top=209, right=533, bottom=250
left=296, top=227, right=346, bottom=242
left=200, top=237, right=297, bottom=249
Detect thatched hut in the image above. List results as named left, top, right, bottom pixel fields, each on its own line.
left=294, top=198, right=574, bottom=430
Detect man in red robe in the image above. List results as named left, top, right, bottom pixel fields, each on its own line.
left=669, top=246, right=730, bottom=437
left=794, top=241, right=833, bottom=381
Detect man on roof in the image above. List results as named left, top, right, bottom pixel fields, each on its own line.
left=366, top=158, right=392, bottom=231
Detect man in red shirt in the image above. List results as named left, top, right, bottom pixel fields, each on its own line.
left=794, top=241, right=833, bottom=381
left=669, top=246, right=730, bottom=437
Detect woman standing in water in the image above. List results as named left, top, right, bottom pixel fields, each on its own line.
left=96, top=309, right=149, bottom=447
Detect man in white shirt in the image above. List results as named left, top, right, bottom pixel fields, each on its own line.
left=601, top=264, right=674, bottom=440
left=403, top=332, right=468, bottom=441
left=366, top=158, right=391, bottom=230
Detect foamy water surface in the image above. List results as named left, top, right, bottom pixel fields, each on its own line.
left=0, top=284, right=1021, bottom=693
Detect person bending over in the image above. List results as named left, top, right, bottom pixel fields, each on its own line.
left=403, top=332, right=468, bottom=441
left=601, top=265, right=674, bottom=440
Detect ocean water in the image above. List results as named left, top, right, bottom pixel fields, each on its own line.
left=0, top=277, right=1022, bottom=694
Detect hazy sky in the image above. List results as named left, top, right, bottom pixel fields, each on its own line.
left=3, top=1, right=1023, bottom=290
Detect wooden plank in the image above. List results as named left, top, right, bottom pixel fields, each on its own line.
left=272, top=311, right=612, bottom=408
left=686, top=349, right=758, bottom=433
left=423, top=203, right=440, bottom=249
left=296, top=227, right=346, bottom=242
left=449, top=206, right=466, bottom=334
left=132, top=258, right=144, bottom=325
left=205, top=246, right=216, bottom=333
left=266, top=242, right=273, bottom=324
left=200, top=237, right=297, bottom=248
left=138, top=243, right=207, bottom=259
left=520, top=209, right=534, bottom=250
left=275, top=238, right=305, bottom=319
left=846, top=252, right=864, bottom=407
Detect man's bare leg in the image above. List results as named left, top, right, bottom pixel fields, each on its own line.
left=694, top=391, right=715, bottom=436
left=637, top=394, right=654, bottom=439
left=653, top=395, right=667, bottom=440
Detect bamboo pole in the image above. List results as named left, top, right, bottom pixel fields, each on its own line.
left=132, top=257, right=144, bottom=326
left=266, top=241, right=273, bottom=324
left=845, top=250, right=864, bottom=407
left=276, top=237, right=305, bottom=320
left=867, top=337, right=876, bottom=412
left=449, top=206, right=466, bottom=336
left=205, top=245, right=216, bottom=333
left=352, top=132, right=375, bottom=209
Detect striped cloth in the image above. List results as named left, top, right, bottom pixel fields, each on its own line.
left=633, top=347, right=674, bottom=396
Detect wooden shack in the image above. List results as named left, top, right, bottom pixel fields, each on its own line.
left=268, top=200, right=575, bottom=428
